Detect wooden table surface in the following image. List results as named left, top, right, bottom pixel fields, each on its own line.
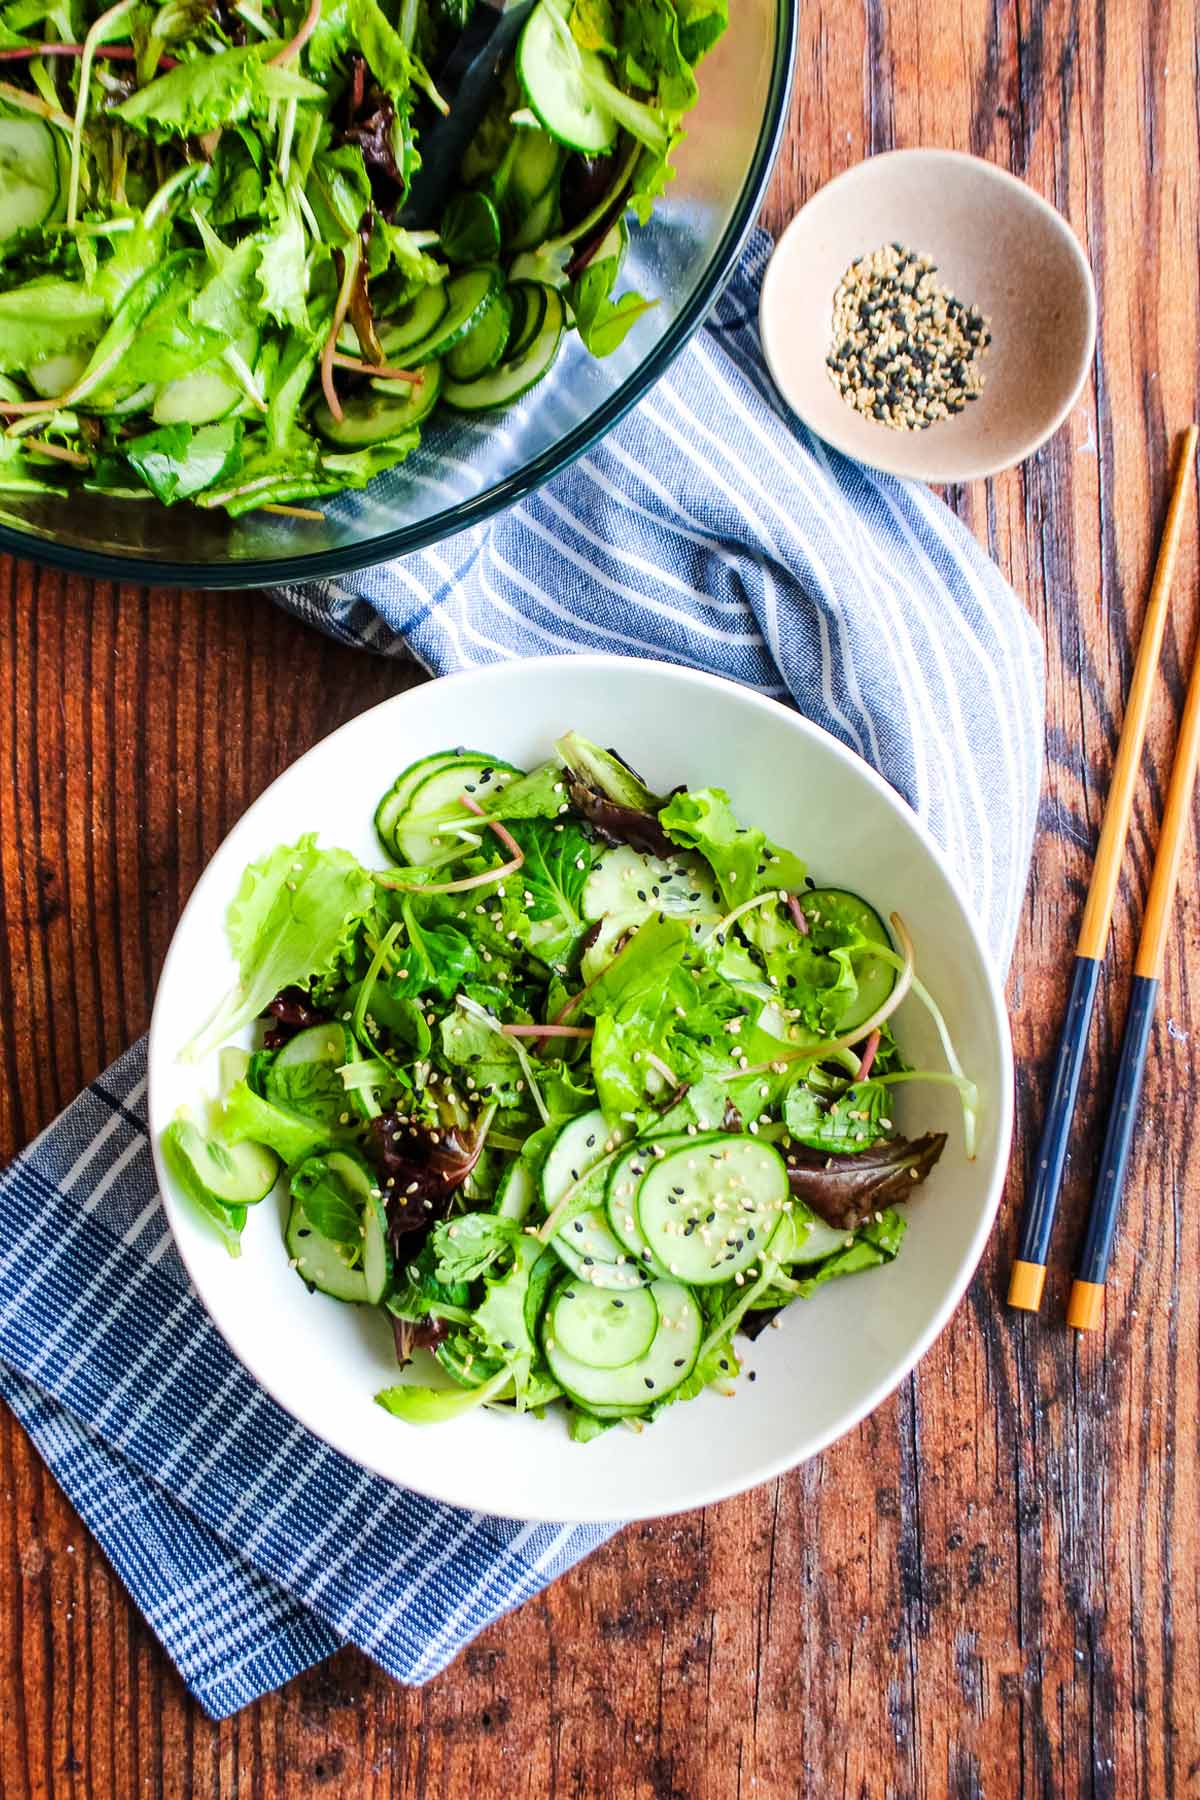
left=3, top=2, right=1199, bottom=1794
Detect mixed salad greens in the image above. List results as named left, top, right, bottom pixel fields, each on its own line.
left=163, top=733, right=979, bottom=1442
left=0, top=0, right=723, bottom=515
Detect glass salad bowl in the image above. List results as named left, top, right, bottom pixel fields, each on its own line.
left=0, top=0, right=797, bottom=589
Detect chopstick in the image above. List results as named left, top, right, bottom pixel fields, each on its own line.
left=1067, top=593, right=1200, bottom=1329
left=1008, top=425, right=1198, bottom=1312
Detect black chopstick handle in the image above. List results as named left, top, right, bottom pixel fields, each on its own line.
left=1066, top=974, right=1159, bottom=1330
left=1008, top=953, right=1103, bottom=1311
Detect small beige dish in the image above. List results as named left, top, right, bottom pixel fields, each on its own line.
left=759, top=148, right=1097, bottom=484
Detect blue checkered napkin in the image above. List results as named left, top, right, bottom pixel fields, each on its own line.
left=0, top=229, right=1043, bottom=1720
left=0, top=1051, right=610, bottom=1716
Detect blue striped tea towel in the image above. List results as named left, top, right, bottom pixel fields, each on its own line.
left=0, top=231, right=1043, bottom=1719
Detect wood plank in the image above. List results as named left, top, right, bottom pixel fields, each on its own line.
left=2, top=0, right=1199, bottom=1790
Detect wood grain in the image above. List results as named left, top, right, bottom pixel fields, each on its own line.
left=2, top=1, right=1200, bottom=1793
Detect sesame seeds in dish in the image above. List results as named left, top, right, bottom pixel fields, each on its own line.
left=826, top=244, right=991, bottom=432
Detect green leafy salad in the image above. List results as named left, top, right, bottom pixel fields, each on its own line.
left=163, top=733, right=980, bottom=1442
left=0, top=0, right=723, bottom=515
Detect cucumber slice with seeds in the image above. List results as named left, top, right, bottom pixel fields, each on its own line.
left=550, top=1281, right=657, bottom=1368
left=517, top=0, right=619, bottom=154
left=391, top=753, right=519, bottom=864
left=445, top=290, right=513, bottom=381
left=552, top=1205, right=646, bottom=1290
left=496, top=1157, right=537, bottom=1222
left=313, top=362, right=442, bottom=446
left=399, top=264, right=504, bottom=363
left=635, top=1136, right=788, bottom=1286
left=543, top=1279, right=701, bottom=1410
left=375, top=748, right=517, bottom=863
left=443, top=286, right=564, bottom=412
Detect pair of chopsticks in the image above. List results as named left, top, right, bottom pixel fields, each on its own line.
left=1008, top=424, right=1199, bottom=1329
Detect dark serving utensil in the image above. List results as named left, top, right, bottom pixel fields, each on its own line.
left=399, top=0, right=537, bottom=226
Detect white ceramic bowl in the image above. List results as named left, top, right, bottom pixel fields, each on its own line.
left=148, top=656, right=1013, bottom=1522
left=759, top=149, right=1097, bottom=483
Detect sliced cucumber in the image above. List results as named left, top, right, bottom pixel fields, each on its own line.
left=218, top=1045, right=251, bottom=1096
left=582, top=845, right=720, bottom=927
left=437, top=1334, right=506, bottom=1389
left=391, top=752, right=519, bottom=864
left=539, top=1107, right=618, bottom=1215
left=163, top=1116, right=279, bottom=1207
left=636, top=1136, right=788, bottom=1286
left=264, top=1022, right=358, bottom=1127
left=443, top=286, right=565, bottom=411
left=783, top=1204, right=855, bottom=1265
left=27, top=349, right=89, bottom=400
left=505, top=281, right=548, bottom=358
left=508, top=124, right=563, bottom=206
left=286, top=1148, right=383, bottom=1304
left=445, top=290, right=513, bottom=381
left=541, top=1108, right=640, bottom=1286
left=341, top=1151, right=392, bottom=1303
left=0, top=116, right=59, bottom=245
left=506, top=181, right=559, bottom=253
left=517, top=0, right=619, bottom=155
left=286, top=1200, right=366, bottom=1303
left=543, top=1279, right=701, bottom=1412
left=496, top=1157, right=537, bottom=1222
left=153, top=327, right=260, bottom=426
left=374, top=747, right=516, bottom=863
left=549, top=1280, right=658, bottom=1368
left=580, top=845, right=721, bottom=979
left=800, top=887, right=895, bottom=1032
left=399, top=264, right=504, bottom=363
left=605, top=1137, right=694, bottom=1278
left=552, top=1205, right=646, bottom=1290
left=313, top=361, right=442, bottom=447
left=375, top=282, right=448, bottom=357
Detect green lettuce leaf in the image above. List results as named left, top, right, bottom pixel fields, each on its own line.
left=581, top=915, right=689, bottom=1115
left=375, top=1362, right=513, bottom=1423
left=221, top=1079, right=332, bottom=1163
left=183, top=835, right=374, bottom=1060
left=500, top=817, right=596, bottom=969
left=439, top=1008, right=526, bottom=1105
left=658, top=786, right=807, bottom=909
left=0, top=278, right=106, bottom=374
left=121, top=420, right=242, bottom=505
left=289, top=1155, right=362, bottom=1243
left=783, top=1078, right=892, bottom=1153
left=792, top=1210, right=908, bottom=1296
left=115, top=46, right=324, bottom=136
left=429, top=1211, right=520, bottom=1284
left=257, top=184, right=311, bottom=333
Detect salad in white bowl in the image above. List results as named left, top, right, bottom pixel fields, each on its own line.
left=149, top=659, right=1011, bottom=1520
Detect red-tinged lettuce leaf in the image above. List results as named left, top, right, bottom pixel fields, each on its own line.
left=562, top=771, right=678, bottom=858
left=369, top=1111, right=485, bottom=1246
left=786, top=1132, right=947, bottom=1233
